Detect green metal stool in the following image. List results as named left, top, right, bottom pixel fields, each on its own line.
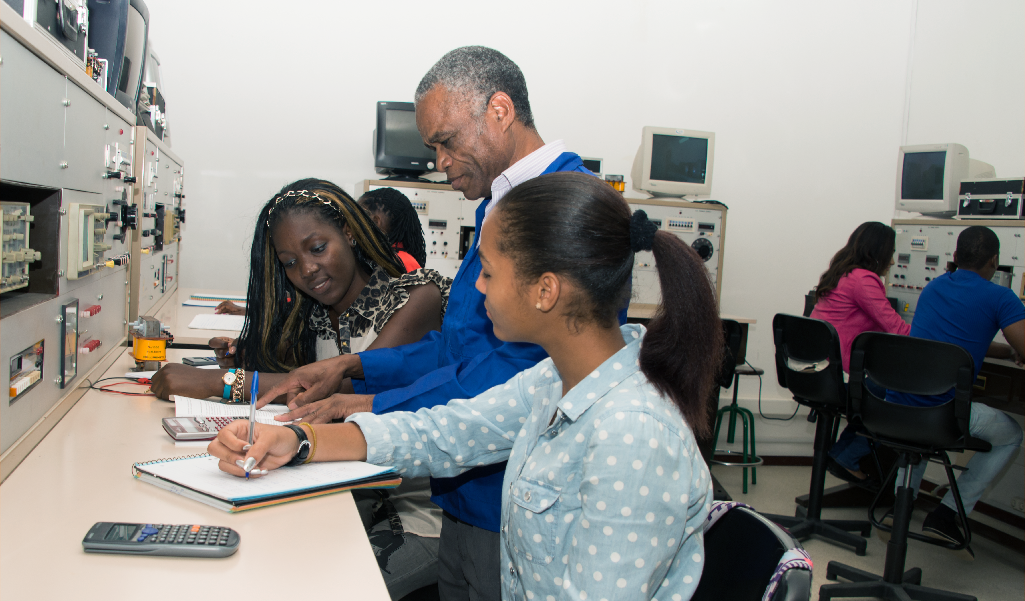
left=711, top=364, right=765, bottom=494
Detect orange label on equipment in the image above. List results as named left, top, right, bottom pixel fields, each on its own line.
left=133, top=337, right=166, bottom=361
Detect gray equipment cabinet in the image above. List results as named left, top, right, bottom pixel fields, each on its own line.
left=0, top=3, right=165, bottom=482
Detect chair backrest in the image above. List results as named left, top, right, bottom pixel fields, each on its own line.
left=693, top=505, right=812, bottom=601
left=802, top=292, right=817, bottom=317
left=772, top=313, right=847, bottom=411
left=719, top=319, right=744, bottom=389
left=849, top=332, right=975, bottom=448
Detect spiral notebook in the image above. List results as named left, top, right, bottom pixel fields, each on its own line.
left=133, top=454, right=401, bottom=512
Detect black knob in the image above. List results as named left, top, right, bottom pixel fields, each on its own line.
left=691, top=238, right=714, bottom=262
left=123, top=176, right=137, bottom=184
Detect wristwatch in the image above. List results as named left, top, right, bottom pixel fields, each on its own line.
left=221, top=369, right=237, bottom=399
left=285, top=424, right=311, bottom=467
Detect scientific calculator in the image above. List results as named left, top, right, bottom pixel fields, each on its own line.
left=162, top=416, right=242, bottom=440
left=83, top=522, right=240, bottom=557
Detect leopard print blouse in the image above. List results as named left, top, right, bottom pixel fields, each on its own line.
left=309, top=267, right=451, bottom=358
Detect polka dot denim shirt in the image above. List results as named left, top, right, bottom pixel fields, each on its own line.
left=350, top=324, right=713, bottom=601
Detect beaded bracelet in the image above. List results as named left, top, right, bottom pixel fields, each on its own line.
left=300, top=422, right=317, bottom=463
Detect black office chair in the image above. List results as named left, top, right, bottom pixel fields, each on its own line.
left=694, top=503, right=813, bottom=601
left=821, top=332, right=990, bottom=601
left=761, top=314, right=870, bottom=555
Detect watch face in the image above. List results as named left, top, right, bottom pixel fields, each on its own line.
left=222, top=372, right=236, bottom=386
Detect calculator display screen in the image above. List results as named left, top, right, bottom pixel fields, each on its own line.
left=104, top=524, right=139, bottom=541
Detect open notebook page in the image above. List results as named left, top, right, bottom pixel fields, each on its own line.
left=137, top=455, right=395, bottom=502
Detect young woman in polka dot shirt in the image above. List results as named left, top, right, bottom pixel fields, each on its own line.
left=211, top=172, right=724, bottom=601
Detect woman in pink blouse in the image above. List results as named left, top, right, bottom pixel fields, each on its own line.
left=810, top=221, right=910, bottom=480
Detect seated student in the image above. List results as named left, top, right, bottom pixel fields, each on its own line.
left=210, top=172, right=721, bottom=601
left=359, top=187, right=427, bottom=272
left=810, top=222, right=910, bottom=481
left=214, top=188, right=428, bottom=316
left=887, top=226, right=1024, bottom=547
left=151, top=178, right=450, bottom=599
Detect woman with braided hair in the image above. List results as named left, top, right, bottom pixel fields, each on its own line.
left=359, top=187, right=428, bottom=271
left=211, top=172, right=722, bottom=601
left=151, top=178, right=451, bottom=599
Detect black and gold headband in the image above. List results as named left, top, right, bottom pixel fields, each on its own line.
left=266, top=189, right=340, bottom=226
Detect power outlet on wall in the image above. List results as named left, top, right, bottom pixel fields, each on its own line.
left=1011, top=497, right=1025, bottom=512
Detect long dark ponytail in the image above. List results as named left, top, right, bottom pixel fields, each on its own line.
left=493, top=172, right=722, bottom=437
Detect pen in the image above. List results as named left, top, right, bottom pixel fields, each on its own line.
left=245, top=371, right=259, bottom=479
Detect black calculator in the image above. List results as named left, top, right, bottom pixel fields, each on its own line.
left=83, top=522, right=240, bottom=557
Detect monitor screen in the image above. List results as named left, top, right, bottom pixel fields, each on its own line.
left=384, top=109, right=433, bottom=160
left=901, top=151, right=946, bottom=200
left=650, top=135, right=709, bottom=184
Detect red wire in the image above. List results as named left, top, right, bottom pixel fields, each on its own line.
left=97, top=380, right=155, bottom=397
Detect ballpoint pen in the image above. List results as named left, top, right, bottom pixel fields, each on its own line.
left=244, top=371, right=259, bottom=479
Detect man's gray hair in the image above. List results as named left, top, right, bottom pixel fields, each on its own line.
left=415, top=46, right=535, bottom=129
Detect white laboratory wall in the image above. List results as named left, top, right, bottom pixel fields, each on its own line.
left=146, top=0, right=1023, bottom=454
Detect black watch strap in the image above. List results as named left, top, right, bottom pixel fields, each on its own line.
left=284, top=424, right=311, bottom=467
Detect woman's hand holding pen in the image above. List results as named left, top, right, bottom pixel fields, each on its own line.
left=209, top=337, right=238, bottom=369
left=208, top=421, right=297, bottom=478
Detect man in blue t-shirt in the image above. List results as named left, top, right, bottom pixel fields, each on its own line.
left=889, top=226, right=1024, bottom=548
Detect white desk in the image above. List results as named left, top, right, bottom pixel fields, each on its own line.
left=0, top=347, right=389, bottom=600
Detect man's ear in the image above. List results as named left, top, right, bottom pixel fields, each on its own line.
left=486, top=91, right=516, bottom=134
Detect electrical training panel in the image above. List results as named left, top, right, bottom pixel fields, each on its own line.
left=626, top=199, right=727, bottom=308
left=358, top=181, right=728, bottom=307
left=888, top=219, right=1024, bottom=322
left=0, top=14, right=139, bottom=470
left=130, top=127, right=184, bottom=320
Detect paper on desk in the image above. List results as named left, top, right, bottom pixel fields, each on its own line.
left=175, top=440, right=211, bottom=449
left=183, top=299, right=248, bottom=308
left=189, top=293, right=247, bottom=302
left=126, top=365, right=219, bottom=380
left=172, top=395, right=292, bottom=426
left=188, top=314, right=246, bottom=331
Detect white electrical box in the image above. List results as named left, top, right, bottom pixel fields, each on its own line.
left=66, top=202, right=111, bottom=278
left=626, top=199, right=728, bottom=310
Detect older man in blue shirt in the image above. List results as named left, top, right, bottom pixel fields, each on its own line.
left=263, top=46, right=604, bottom=600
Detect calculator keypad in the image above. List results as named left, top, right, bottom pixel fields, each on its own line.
left=148, top=524, right=237, bottom=546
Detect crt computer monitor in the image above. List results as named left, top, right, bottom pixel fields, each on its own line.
left=895, top=143, right=971, bottom=216
left=631, top=126, right=715, bottom=197
left=374, top=102, right=436, bottom=179
left=88, top=0, right=149, bottom=111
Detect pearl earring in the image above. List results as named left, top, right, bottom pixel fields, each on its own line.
left=535, top=302, right=542, bottom=310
